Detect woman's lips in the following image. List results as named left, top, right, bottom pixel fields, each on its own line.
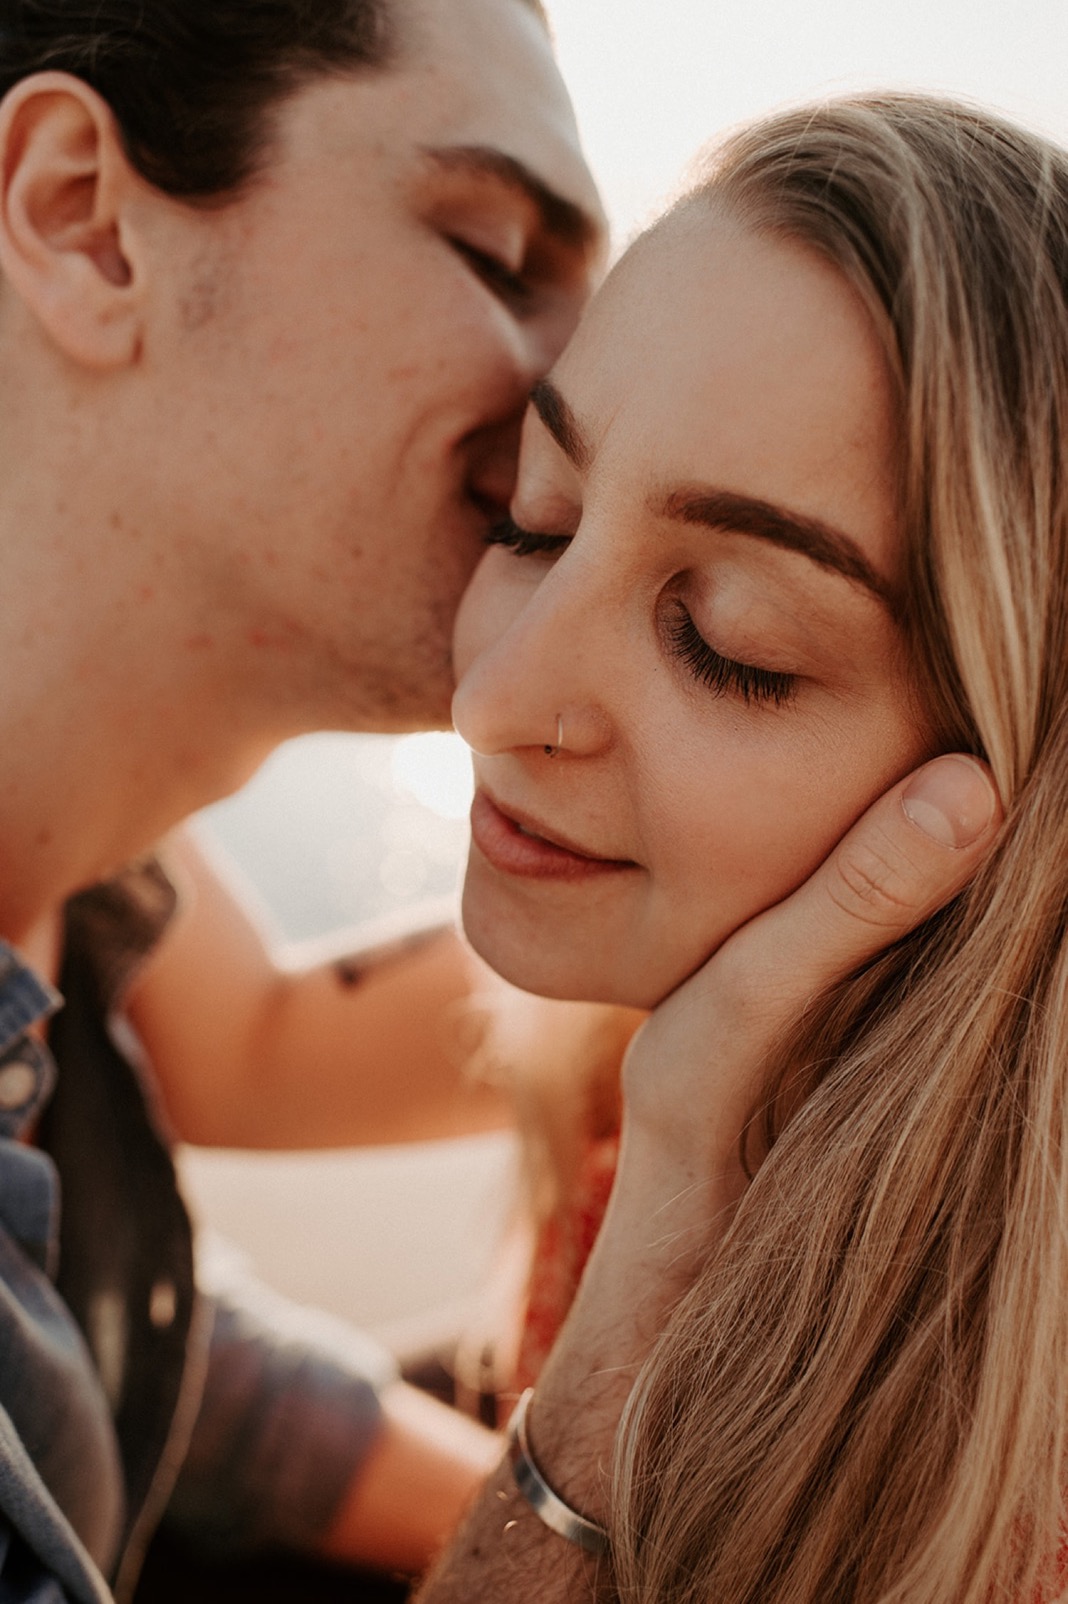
left=469, top=791, right=637, bottom=882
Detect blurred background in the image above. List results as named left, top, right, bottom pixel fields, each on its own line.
left=180, top=734, right=495, bottom=1354
left=180, top=0, right=1068, bottom=1350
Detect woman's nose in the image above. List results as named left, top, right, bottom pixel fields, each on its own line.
left=452, top=562, right=614, bottom=761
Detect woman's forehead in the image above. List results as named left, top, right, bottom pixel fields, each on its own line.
left=542, top=209, right=903, bottom=590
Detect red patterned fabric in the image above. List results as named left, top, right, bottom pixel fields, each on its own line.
left=513, top=1130, right=620, bottom=1390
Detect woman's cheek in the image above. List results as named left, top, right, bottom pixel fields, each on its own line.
left=655, top=751, right=857, bottom=958
left=675, top=720, right=927, bottom=950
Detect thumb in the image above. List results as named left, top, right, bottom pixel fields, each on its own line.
left=622, top=754, right=1000, bottom=1183
left=722, top=754, right=1001, bottom=1029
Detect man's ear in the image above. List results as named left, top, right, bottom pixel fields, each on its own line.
left=0, top=72, right=148, bottom=368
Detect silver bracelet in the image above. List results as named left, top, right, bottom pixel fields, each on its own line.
left=506, top=1387, right=611, bottom=1557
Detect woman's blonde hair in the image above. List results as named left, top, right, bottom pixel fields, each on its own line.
left=605, top=95, right=1068, bottom=1604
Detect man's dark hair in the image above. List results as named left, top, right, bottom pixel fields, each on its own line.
left=0, top=1, right=396, bottom=199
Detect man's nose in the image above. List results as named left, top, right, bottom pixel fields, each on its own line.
left=522, top=280, right=591, bottom=385
left=466, top=418, right=523, bottom=522
left=469, top=280, right=591, bottom=511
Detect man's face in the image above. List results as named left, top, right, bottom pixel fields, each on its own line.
left=137, top=0, right=604, bottom=735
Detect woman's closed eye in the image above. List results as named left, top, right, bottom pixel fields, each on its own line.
left=485, top=515, right=570, bottom=559
left=488, top=519, right=798, bottom=707
left=668, top=604, right=798, bottom=708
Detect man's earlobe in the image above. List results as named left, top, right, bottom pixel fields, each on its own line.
left=0, top=72, right=146, bottom=368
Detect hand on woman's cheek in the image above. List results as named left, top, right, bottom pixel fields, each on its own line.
left=620, top=753, right=1000, bottom=1183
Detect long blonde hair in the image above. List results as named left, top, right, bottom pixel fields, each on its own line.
left=605, top=96, right=1068, bottom=1604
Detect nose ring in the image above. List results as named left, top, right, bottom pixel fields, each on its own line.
left=544, top=715, right=564, bottom=758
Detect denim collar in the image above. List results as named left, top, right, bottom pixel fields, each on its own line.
left=0, top=946, right=61, bottom=1142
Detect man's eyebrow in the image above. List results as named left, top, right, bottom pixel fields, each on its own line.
left=529, top=378, right=592, bottom=470
left=658, top=487, right=897, bottom=609
left=422, top=144, right=602, bottom=253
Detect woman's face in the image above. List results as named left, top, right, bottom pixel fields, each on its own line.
left=452, top=206, right=934, bottom=1008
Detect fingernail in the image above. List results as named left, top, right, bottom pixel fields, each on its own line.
left=901, top=756, right=997, bottom=848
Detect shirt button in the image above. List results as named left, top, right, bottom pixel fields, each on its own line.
left=149, top=1278, right=177, bottom=1330
left=0, top=1060, right=39, bottom=1111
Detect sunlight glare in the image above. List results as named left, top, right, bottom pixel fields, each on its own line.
left=390, top=733, right=474, bottom=821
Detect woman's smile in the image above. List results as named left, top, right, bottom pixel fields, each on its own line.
left=469, top=789, right=638, bottom=880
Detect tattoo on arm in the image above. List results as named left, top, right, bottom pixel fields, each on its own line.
left=332, top=924, right=450, bottom=991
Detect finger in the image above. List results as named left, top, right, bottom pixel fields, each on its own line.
left=720, top=753, right=1001, bottom=1029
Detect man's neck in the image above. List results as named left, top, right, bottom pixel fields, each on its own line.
left=0, top=343, right=298, bottom=944
left=0, top=539, right=277, bottom=943
left=0, top=696, right=272, bottom=946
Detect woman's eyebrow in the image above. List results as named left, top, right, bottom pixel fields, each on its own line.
left=529, top=378, right=592, bottom=470
left=657, top=486, right=898, bottom=610
left=529, top=381, right=897, bottom=611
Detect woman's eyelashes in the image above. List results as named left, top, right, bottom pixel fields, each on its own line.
left=668, top=606, right=798, bottom=707
left=488, top=519, right=799, bottom=707
left=485, top=515, right=570, bottom=558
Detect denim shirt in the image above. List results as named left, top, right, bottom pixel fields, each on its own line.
left=0, top=862, right=395, bottom=1604
left=0, top=944, right=119, bottom=1604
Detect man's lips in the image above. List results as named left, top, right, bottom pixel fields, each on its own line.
left=469, top=791, right=638, bottom=882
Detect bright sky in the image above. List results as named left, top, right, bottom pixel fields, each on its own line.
left=548, top=0, right=1068, bottom=240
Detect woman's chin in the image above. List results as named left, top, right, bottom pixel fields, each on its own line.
left=461, top=906, right=674, bottom=1009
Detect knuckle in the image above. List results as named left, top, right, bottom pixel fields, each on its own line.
left=827, top=832, right=919, bottom=928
